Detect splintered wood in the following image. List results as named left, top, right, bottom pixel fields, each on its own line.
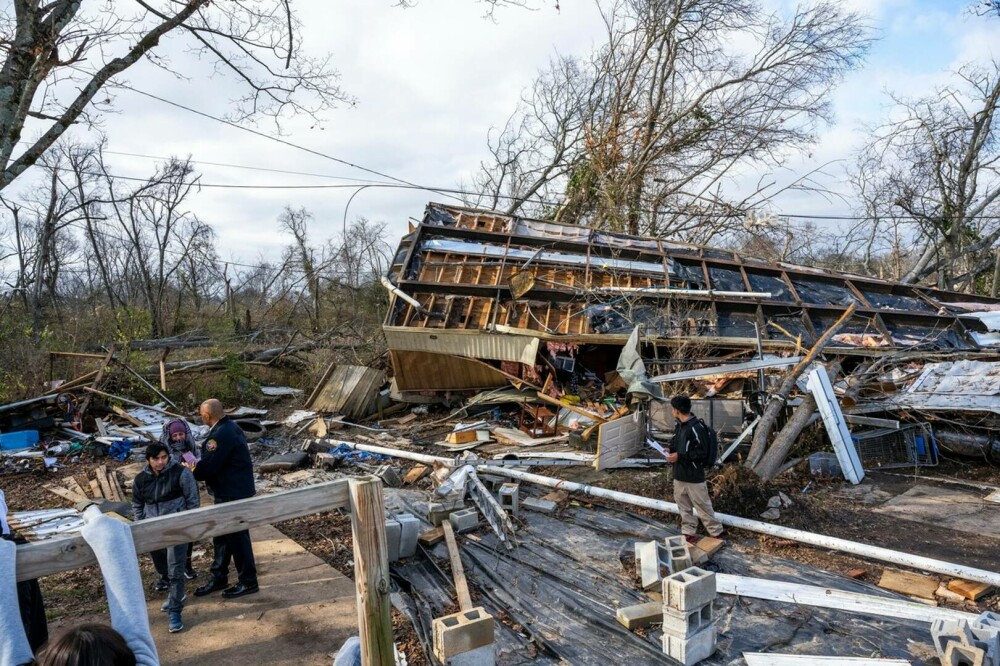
left=43, top=468, right=126, bottom=505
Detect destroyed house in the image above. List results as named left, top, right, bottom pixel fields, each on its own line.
left=383, top=203, right=1000, bottom=393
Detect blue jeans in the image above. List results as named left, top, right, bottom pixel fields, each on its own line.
left=333, top=637, right=362, bottom=666
left=165, top=543, right=187, bottom=613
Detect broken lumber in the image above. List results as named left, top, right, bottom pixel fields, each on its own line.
left=442, top=520, right=473, bottom=611
left=616, top=602, right=662, bottom=630
left=43, top=484, right=89, bottom=505
left=82, top=386, right=185, bottom=419
left=878, top=569, right=939, bottom=600
left=535, top=391, right=608, bottom=423
left=418, top=527, right=445, bottom=547
left=445, top=430, right=479, bottom=445
left=716, top=573, right=977, bottom=624
left=348, top=477, right=394, bottom=666
left=947, top=579, right=995, bottom=601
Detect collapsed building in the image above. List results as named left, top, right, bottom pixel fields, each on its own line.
left=383, top=203, right=1000, bottom=465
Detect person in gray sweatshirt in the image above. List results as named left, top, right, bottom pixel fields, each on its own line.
left=132, top=442, right=200, bottom=633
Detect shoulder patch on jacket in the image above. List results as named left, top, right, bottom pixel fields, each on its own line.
left=205, top=439, right=217, bottom=452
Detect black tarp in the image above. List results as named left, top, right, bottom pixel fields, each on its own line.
left=384, top=488, right=933, bottom=665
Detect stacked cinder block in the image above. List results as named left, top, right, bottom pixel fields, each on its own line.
left=931, top=612, right=1000, bottom=666
left=661, top=567, right=717, bottom=666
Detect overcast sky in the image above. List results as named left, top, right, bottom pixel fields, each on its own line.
left=19, top=0, right=1000, bottom=267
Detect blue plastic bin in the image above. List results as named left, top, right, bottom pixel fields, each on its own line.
left=0, top=430, right=39, bottom=450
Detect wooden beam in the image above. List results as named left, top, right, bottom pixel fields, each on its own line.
left=49, top=351, right=109, bottom=360
left=78, top=343, right=117, bottom=418
left=15, top=479, right=350, bottom=582
left=82, top=387, right=185, bottom=419
left=44, top=484, right=89, bottom=505
left=349, top=477, right=394, bottom=666
left=535, top=391, right=608, bottom=424
left=442, top=520, right=473, bottom=611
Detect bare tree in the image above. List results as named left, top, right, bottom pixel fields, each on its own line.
left=0, top=0, right=350, bottom=191
left=471, top=0, right=871, bottom=240
left=854, top=64, right=1000, bottom=290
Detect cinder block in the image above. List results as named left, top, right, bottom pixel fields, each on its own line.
left=662, top=602, right=713, bottom=638
left=662, top=625, right=716, bottom=665
left=447, top=643, right=495, bottom=666
left=637, top=540, right=670, bottom=591
left=432, top=607, right=495, bottom=660
left=450, top=508, right=479, bottom=533
left=522, top=497, right=557, bottom=513
left=498, top=483, right=519, bottom=518
left=428, top=501, right=456, bottom=526
left=667, top=546, right=693, bottom=572
left=375, top=464, right=402, bottom=488
left=665, top=535, right=688, bottom=550
left=385, top=517, right=401, bottom=563
left=616, top=602, right=662, bottom=630
left=977, top=611, right=1000, bottom=629
left=397, top=513, right=420, bottom=559
left=664, top=567, right=717, bottom=611
left=943, top=642, right=987, bottom=666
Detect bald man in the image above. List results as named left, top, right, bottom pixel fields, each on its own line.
left=191, top=399, right=259, bottom=599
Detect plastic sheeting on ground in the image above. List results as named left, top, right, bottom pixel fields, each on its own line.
left=384, top=488, right=931, bottom=664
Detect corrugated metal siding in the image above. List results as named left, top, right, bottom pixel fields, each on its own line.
left=391, top=351, right=509, bottom=391
left=384, top=328, right=539, bottom=365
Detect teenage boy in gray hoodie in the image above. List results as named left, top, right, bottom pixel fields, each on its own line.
left=132, top=442, right=200, bottom=633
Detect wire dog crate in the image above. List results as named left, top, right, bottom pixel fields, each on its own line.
left=850, top=423, right=938, bottom=469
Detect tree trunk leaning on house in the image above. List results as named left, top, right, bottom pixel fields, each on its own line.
left=745, top=304, right=856, bottom=474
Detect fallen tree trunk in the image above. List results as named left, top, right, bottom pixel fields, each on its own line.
left=745, top=304, right=855, bottom=470
left=138, top=338, right=356, bottom=376
left=753, top=361, right=842, bottom=481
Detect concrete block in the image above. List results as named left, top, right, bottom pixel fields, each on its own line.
left=397, top=513, right=420, bottom=559
left=522, top=497, right=557, bottom=513
left=661, top=625, right=716, bottom=665
left=375, top=464, right=402, bottom=488
left=498, top=483, right=519, bottom=518
left=428, top=501, right=457, bottom=526
left=662, top=602, right=713, bottom=638
left=667, top=545, right=693, bottom=573
left=932, top=619, right=999, bottom=664
left=616, top=602, right=662, bottom=630
left=664, top=535, right=688, bottom=549
left=432, top=607, right=495, bottom=660
left=637, top=540, right=670, bottom=591
left=447, top=643, right=495, bottom=666
left=450, top=508, right=479, bottom=533
left=943, top=642, right=987, bottom=666
left=664, top=567, right=717, bottom=611
left=977, top=612, right=1000, bottom=629
left=385, top=517, right=401, bottom=563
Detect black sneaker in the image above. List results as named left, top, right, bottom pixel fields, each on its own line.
left=183, top=568, right=198, bottom=580
left=154, top=578, right=169, bottom=592
left=194, top=579, right=228, bottom=597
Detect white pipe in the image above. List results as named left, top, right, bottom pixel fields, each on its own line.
left=319, top=439, right=452, bottom=466
left=718, top=573, right=977, bottom=624
left=380, top=276, right=424, bottom=310
left=478, top=466, right=1000, bottom=588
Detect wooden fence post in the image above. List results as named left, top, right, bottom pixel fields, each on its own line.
left=349, top=476, right=394, bottom=665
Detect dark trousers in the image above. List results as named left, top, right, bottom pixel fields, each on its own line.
left=17, top=578, right=48, bottom=651
left=151, top=542, right=194, bottom=579
left=209, top=496, right=257, bottom=586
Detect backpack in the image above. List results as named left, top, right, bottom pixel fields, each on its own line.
left=696, top=418, right=719, bottom=467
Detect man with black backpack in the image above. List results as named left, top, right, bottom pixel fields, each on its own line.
left=666, top=395, right=724, bottom=544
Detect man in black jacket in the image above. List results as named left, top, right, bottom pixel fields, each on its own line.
left=666, top=395, right=724, bottom=544
left=191, top=398, right=259, bottom=599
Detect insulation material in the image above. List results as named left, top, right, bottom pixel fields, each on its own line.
left=594, top=411, right=646, bottom=470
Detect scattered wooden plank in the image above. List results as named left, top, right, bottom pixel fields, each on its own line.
left=535, top=391, right=608, bottom=423
left=493, top=427, right=568, bottom=448
left=95, top=465, right=116, bottom=501
left=442, top=520, right=473, bottom=611
left=540, top=490, right=569, bottom=504
left=89, top=478, right=104, bottom=499
left=64, top=477, right=89, bottom=499
left=403, top=464, right=430, bottom=484
left=947, top=578, right=995, bottom=601
left=418, top=526, right=445, bottom=547
left=445, top=430, right=479, bottom=445
left=111, top=406, right=145, bottom=428
left=43, top=484, right=89, bottom=505
left=846, top=568, right=867, bottom=580
left=935, top=584, right=967, bottom=603
left=878, top=568, right=939, bottom=600
left=694, top=536, right=725, bottom=559
left=110, top=471, right=127, bottom=502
